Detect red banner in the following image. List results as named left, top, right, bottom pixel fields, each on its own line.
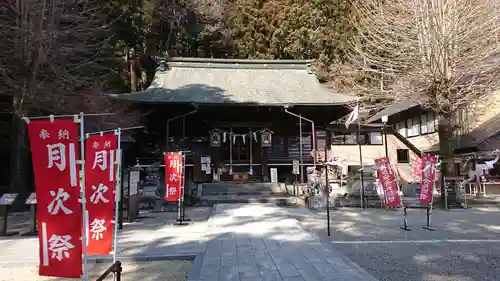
left=85, top=133, right=117, bottom=255
left=28, top=119, right=82, bottom=278
left=411, top=157, right=424, bottom=181
left=164, top=152, right=184, bottom=202
left=375, top=157, right=401, bottom=207
left=419, top=155, right=438, bottom=205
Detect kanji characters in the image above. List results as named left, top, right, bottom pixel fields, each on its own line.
left=58, top=129, right=69, bottom=140
left=169, top=173, right=178, bottom=182
left=47, top=143, right=67, bottom=171
left=89, top=219, right=107, bottom=240
left=169, top=158, right=178, bottom=168
left=104, top=141, right=111, bottom=148
left=40, top=129, right=50, bottom=140
left=92, top=141, right=99, bottom=149
left=48, top=188, right=73, bottom=215
left=168, top=186, right=177, bottom=196
left=48, top=234, right=75, bottom=261
left=92, top=151, right=108, bottom=170
left=90, top=183, right=110, bottom=204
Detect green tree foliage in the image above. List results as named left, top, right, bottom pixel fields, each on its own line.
left=225, top=0, right=355, bottom=76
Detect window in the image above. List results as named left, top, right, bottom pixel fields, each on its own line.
left=330, top=132, right=383, bottom=145
left=397, top=113, right=437, bottom=138
left=425, top=112, right=436, bottom=133
left=407, top=117, right=420, bottom=137
left=420, top=114, right=428, bottom=134
left=396, top=149, right=410, bottom=163
left=345, top=134, right=357, bottom=144
left=395, top=121, right=407, bottom=137
left=331, top=132, right=345, bottom=144
left=369, top=132, right=383, bottom=144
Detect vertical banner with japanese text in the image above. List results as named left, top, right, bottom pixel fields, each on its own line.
left=410, top=156, right=424, bottom=181
left=85, top=133, right=117, bottom=255
left=375, top=157, right=401, bottom=207
left=164, top=152, right=183, bottom=202
left=28, top=119, right=82, bottom=278
left=419, top=155, right=438, bottom=205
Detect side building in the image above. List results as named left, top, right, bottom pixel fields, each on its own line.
left=365, top=94, right=500, bottom=196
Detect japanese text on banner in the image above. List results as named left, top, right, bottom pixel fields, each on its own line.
left=374, top=157, right=401, bottom=208
left=419, top=155, right=438, bottom=205
left=85, top=133, right=118, bottom=255
left=27, top=119, right=82, bottom=278
left=164, top=152, right=183, bottom=202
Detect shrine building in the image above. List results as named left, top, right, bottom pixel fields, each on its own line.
left=116, top=57, right=415, bottom=184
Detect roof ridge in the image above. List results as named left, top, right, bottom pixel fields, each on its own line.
left=164, top=57, right=314, bottom=65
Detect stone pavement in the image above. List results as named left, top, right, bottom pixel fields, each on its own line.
left=0, top=207, right=212, bottom=263
left=198, top=204, right=378, bottom=281
left=0, top=204, right=378, bottom=281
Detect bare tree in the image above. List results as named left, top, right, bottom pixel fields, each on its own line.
left=341, top=0, right=500, bottom=172
left=0, top=0, right=142, bottom=192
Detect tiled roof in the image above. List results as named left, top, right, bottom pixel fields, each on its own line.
left=365, top=100, right=418, bottom=123
left=112, top=57, right=358, bottom=105
left=458, top=113, right=500, bottom=149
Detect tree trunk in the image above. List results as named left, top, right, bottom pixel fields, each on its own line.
left=9, top=111, right=29, bottom=210
left=129, top=51, right=139, bottom=92
left=437, top=113, right=455, bottom=204
left=437, top=113, right=454, bottom=175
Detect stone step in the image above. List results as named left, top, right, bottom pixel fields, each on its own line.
left=201, top=182, right=286, bottom=194
left=202, top=191, right=285, bottom=196
left=198, top=195, right=305, bottom=207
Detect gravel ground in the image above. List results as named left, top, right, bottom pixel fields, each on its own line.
left=0, top=260, right=192, bottom=281
left=293, top=207, right=500, bottom=281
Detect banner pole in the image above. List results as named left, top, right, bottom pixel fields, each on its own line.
left=396, top=167, right=411, bottom=231
left=177, top=153, right=182, bottom=224
left=113, top=128, right=122, bottom=263
left=423, top=159, right=436, bottom=231
left=78, top=113, right=89, bottom=281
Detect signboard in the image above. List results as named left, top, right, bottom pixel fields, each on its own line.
left=292, top=160, right=300, bottom=175
left=25, top=193, right=37, bottom=204
left=201, top=156, right=212, bottom=174
left=129, top=170, right=140, bottom=196
left=0, top=193, right=18, bottom=205
left=270, top=168, right=278, bottom=183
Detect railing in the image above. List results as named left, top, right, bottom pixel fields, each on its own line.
left=95, top=261, right=122, bottom=281
left=387, top=127, right=423, bottom=157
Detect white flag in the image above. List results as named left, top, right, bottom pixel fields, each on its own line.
left=345, top=105, right=359, bottom=129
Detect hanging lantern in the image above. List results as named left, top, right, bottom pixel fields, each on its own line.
left=253, top=132, right=257, bottom=142
left=209, top=129, right=221, bottom=147
left=242, top=135, right=246, bottom=144
left=232, top=134, right=236, bottom=144
left=222, top=132, right=227, bottom=143
left=259, top=128, right=273, bottom=147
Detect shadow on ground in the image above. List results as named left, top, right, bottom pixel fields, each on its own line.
left=2, top=205, right=500, bottom=281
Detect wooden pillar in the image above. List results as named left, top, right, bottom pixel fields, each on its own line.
left=262, top=146, right=269, bottom=181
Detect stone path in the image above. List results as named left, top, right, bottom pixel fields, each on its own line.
left=0, top=204, right=378, bottom=281
left=198, top=204, right=378, bottom=281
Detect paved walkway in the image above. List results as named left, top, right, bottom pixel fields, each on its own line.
left=0, top=204, right=378, bottom=281
left=199, top=204, right=378, bottom=281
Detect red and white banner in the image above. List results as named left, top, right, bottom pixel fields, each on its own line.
left=85, top=133, right=117, bottom=255
left=27, top=119, right=82, bottom=278
left=410, top=156, right=424, bottom=181
left=164, top=152, right=184, bottom=202
left=375, top=157, right=401, bottom=207
left=419, top=155, right=438, bottom=205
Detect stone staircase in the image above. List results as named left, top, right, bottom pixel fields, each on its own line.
left=198, top=182, right=305, bottom=206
